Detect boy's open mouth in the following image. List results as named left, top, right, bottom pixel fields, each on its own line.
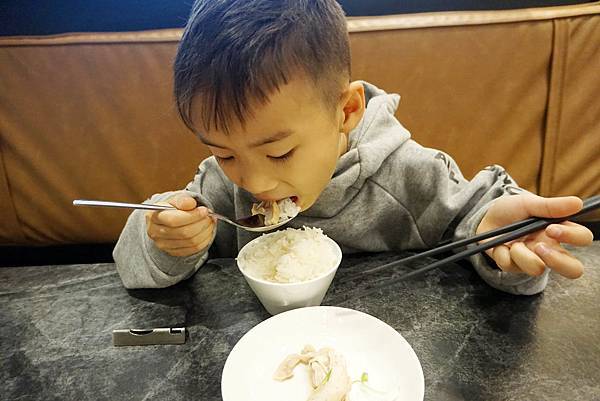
left=250, top=196, right=302, bottom=226
left=254, top=195, right=299, bottom=204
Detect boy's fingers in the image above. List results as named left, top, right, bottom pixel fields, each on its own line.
left=522, top=195, right=582, bottom=219
left=150, top=205, right=210, bottom=227
left=163, top=229, right=215, bottom=256
left=168, top=195, right=198, bottom=211
left=150, top=218, right=213, bottom=241
left=155, top=226, right=214, bottom=250
left=509, top=242, right=546, bottom=276
left=545, top=222, right=594, bottom=246
left=534, top=243, right=584, bottom=279
left=491, top=245, right=521, bottom=273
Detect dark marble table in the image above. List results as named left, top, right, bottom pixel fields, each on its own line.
left=2, top=242, right=599, bottom=401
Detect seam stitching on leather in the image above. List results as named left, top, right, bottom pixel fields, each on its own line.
left=0, top=133, right=27, bottom=243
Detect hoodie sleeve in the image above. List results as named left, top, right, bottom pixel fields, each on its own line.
left=382, top=140, right=549, bottom=295
left=112, top=157, right=235, bottom=289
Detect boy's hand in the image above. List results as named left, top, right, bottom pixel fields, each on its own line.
left=477, top=194, right=594, bottom=278
left=145, top=195, right=216, bottom=257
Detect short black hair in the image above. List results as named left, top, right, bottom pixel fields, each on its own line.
left=173, top=0, right=351, bottom=134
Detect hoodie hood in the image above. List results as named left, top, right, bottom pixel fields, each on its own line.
left=303, top=81, right=411, bottom=217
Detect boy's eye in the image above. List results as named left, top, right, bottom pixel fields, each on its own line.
left=268, top=148, right=295, bottom=163
left=215, top=155, right=234, bottom=163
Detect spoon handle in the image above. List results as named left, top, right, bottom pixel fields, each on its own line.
left=73, top=199, right=176, bottom=211
left=73, top=199, right=287, bottom=232
left=74, top=199, right=243, bottom=226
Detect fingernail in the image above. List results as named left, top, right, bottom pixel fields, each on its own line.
left=547, top=225, right=562, bottom=237
left=536, top=243, right=551, bottom=257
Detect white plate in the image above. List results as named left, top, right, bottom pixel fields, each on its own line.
left=221, top=306, right=424, bottom=401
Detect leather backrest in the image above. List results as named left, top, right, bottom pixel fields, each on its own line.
left=1, top=4, right=599, bottom=245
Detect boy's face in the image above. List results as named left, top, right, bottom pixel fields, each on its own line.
left=195, top=78, right=355, bottom=211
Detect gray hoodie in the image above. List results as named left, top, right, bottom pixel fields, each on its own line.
left=113, top=82, right=549, bottom=294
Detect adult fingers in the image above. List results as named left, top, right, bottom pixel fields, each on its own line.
left=545, top=222, right=594, bottom=246
left=534, top=243, right=584, bottom=279
left=509, top=242, right=547, bottom=276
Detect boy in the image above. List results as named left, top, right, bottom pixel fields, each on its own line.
left=114, top=0, right=593, bottom=293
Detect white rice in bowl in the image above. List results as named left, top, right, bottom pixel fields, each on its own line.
left=238, top=227, right=338, bottom=283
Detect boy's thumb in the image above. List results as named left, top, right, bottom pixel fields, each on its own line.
left=171, top=196, right=197, bottom=211
left=525, top=195, right=582, bottom=218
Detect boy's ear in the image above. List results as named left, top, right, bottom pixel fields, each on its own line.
left=339, top=81, right=366, bottom=134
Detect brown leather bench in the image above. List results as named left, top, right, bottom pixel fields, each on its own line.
left=1, top=2, right=599, bottom=250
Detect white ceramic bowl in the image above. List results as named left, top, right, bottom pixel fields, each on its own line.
left=222, top=306, right=425, bottom=401
left=236, top=231, right=342, bottom=315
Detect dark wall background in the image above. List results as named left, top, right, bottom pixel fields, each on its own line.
left=0, top=0, right=593, bottom=36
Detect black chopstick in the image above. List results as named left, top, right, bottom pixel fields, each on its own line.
left=348, top=195, right=600, bottom=287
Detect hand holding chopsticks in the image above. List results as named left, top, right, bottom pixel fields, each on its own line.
left=475, top=194, right=596, bottom=278
left=355, top=195, right=599, bottom=286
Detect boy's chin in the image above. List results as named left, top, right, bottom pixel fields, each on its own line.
left=289, top=195, right=305, bottom=211
left=295, top=196, right=315, bottom=212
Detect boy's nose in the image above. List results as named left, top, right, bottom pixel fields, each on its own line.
left=239, top=169, right=278, bottom=195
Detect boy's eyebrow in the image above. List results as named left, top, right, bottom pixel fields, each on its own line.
left=249, top=130, right=294, bottom=147
left=199, top=130, right=294, bottom=149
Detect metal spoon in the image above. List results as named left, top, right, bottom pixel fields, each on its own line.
left=72, top=199, right=294, bottom=232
